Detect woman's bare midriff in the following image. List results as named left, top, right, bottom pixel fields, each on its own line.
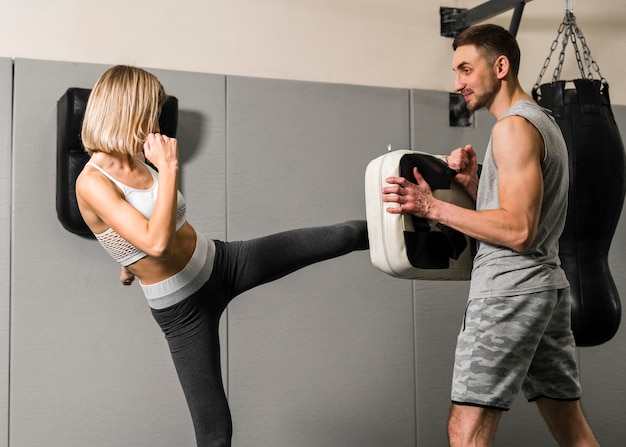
left=126, top=221, right=198, bottom=285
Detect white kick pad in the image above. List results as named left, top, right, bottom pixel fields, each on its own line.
left=365, top=150, right=475, bottom=280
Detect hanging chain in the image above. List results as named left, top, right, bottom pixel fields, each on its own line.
left=573, top=14, right=606, bottom=83
left=533, top=16, right=567, bottom=91
left=533, top=9, right=605, bottom=91
left=567, top=18, right=587, bottom=80
left=552, top=14, right=574, bottom=82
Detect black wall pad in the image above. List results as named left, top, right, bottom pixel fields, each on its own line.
left=56, top=88, right=178, bottom=238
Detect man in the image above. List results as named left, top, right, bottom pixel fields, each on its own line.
left=382, top=24, right=600, bottom=446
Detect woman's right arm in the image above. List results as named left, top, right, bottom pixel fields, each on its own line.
left=140, top=133, right=180, bottom=258
left=76, top=134, right=180, bottom=259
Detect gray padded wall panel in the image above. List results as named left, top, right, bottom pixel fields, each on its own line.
left=226, top=77, right=417, bottom=446
left=0, top=57, right=12, bottom=447
left=7, top=58, right=626, bottom=446
left=11, top=59, right=225, bottom=447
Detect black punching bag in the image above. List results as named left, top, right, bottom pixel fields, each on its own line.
left=533, top=12, right=625, bottom=346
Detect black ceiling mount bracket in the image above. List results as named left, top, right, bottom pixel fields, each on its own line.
left=440, top=0, right=533, bottom=38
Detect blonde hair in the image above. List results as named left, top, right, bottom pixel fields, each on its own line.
left=81, top=65, right=166, bottom=156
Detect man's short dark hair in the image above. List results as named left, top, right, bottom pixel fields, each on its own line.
left=453, top=24, right=521, bottom=76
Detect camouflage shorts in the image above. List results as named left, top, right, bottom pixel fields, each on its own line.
left=451, top=288, right=581, bottom=410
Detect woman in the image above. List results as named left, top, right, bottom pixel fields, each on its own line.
left=76, top=65, right=368, bottom=446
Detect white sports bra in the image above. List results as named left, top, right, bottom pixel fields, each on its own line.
left=87, top=159, right=187, bottom=266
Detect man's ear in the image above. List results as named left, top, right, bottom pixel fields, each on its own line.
left=494, top=55, right=510, bottom=79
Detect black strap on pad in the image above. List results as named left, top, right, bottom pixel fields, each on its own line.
left=399, top=153, right=470, bottom=269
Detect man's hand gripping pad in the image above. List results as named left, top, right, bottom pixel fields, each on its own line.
left=365, top=150, right=475, bottom=280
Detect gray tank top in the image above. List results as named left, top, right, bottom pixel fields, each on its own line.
left=469, top=101, right=570, bottom=298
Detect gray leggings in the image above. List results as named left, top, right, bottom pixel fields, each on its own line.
left=151, top=220, right=368, bottom=446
